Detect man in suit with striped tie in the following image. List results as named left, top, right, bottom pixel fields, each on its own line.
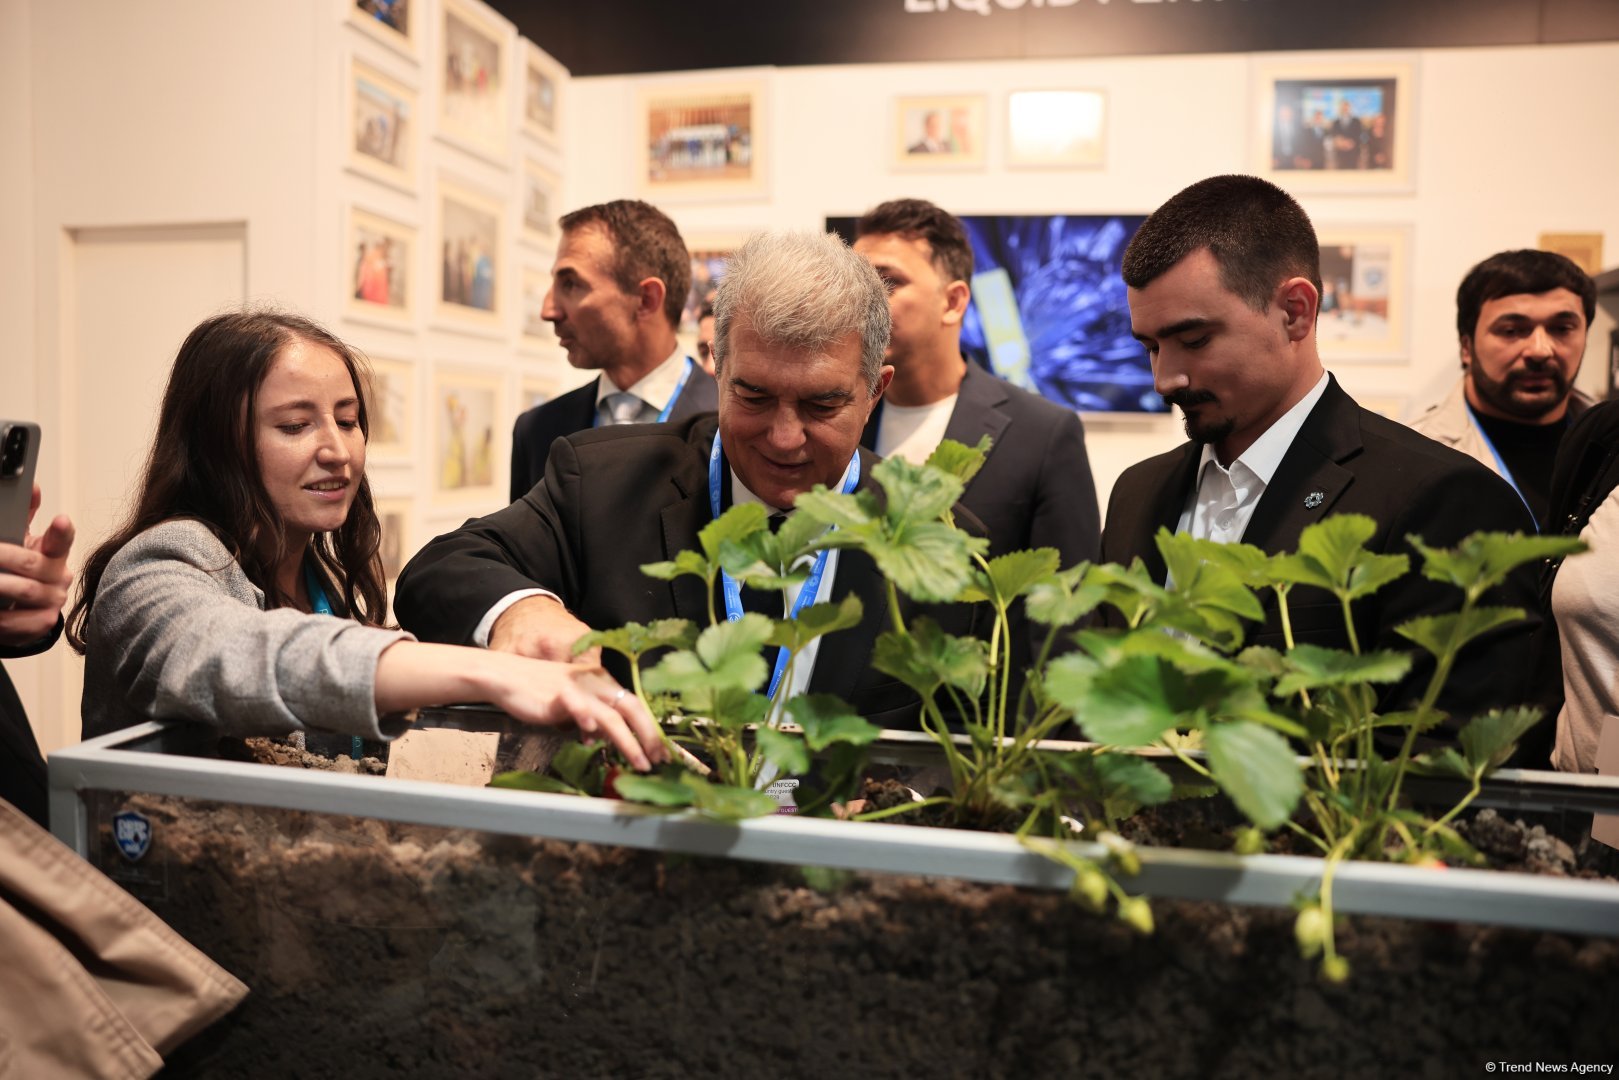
left=509, top=199, right=717, bottom=501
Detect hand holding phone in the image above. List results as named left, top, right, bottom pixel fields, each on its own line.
left=0, top=422, right=76, bottom=646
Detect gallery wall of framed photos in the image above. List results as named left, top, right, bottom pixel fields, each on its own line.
left=333, top=0, right=579, bottom=611
left=572, top=43, right=1619, bottom=511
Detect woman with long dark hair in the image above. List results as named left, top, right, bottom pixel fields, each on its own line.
left=68, top=310, right=663, bottom=770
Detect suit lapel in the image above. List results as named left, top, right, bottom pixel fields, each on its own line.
left=942, top=363, right=1011, bottom=462
left=1240, top=378, right=1361, bottom=554
left=662, top=418, right=720, bottom=623
left=1125, top=446, right=1201, bottom=584
left=669, top=362, right=719, bottom=422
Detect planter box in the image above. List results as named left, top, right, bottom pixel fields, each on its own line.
left=49, top=718, right=1619, bottom=1077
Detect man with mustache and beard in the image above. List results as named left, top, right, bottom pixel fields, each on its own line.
left=1100, top=175, right=1540, bottom=736
left=1408, top=250, right=1596, bottom=529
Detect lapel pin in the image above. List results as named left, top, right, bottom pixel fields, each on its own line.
left=1304, top=491, right=1325, bottom=510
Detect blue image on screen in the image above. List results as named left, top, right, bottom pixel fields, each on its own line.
left=958, top=214, right=1161, bottom=414
left=827, top=213, right=1160, bottom=414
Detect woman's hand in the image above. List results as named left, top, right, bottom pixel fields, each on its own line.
left=375, top=642, right=666, bottom=772
left=470, top=651, right=665, bottom=772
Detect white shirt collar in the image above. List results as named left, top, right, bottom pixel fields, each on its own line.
left=1195, top=371, right=1331, bottom=489
left=729, top=453, right=859, bottom=514
left=594, top=347, right=689, bottom=413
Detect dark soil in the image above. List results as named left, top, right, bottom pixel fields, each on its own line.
left=78, top=784, right=1619, bottom=1080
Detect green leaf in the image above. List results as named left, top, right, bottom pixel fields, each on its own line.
left=871, top=454, right=965, bottom=526
left=489, top=770, right=580, bottom=796
left=613, top=773, right=698, bottom=808
left=1087, top=752, right=1176, bottom=807
left=1203, top=720, right=1305, bottom=831
left=640, top=549, right=709, bottom=581
left=1041, top=653, right=1100, bottom=715
left=925, top=436, right=992, bottom=487
left=549, top=740, right=605, bottom=790
left=1157, top=530, right=1266, bottom=622
left=1026, top=566, right=1105, bottom=629
left=716, top=536, right=806, bottom=591
left=768, top=594, right=864, bottom=654
left=792, top=486, right=878, bottom=531
left=687, top=779, right=781, bottom=820
left=699, top=502, right=769, bottom=562
left=786, top=694, right=881, bottom=750
left=1279, top=515, right=1409, bottom=602
left=1272, top=645, right=1413, bottom=698
left=1409, top=747, right=1472, bottom=780
left=1410, top=532, right=1586, bottom=595
left=1395, top=606, right=1526, bottom=659
left=680, top=686, right=773, bottom=728
left=1237, top=645, right=1288, bottom=679
left=871, top=520, right=983, bottom=603
left=871, top=619, right=989, bottom=700
left=755, top=727, right=811, bottom=776
left=1077, top=655, right=1243, bottom=746
left=1458, top=706, right=1544, bottom=773
left=964, top=548, right=1062, bottom=606
left=577, top=619, right=698, bottom=660
left=776, top=508, right=829, bottom=557
left=643, top=614, right=774, bottom=696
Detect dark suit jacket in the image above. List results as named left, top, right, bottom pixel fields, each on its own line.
left=1, top=620, right=60, bottom=828
left=509, top=362, right=718, bottom=501
left=401, top=414, right=970, bottom=728
left=1101, top=376, right=1540, bottom=732
left=863, top=361, right=1101, bottom=690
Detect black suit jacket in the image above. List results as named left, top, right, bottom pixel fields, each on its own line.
left=0, top=620, right=60, bottom=828
left=401, top=414, right=968, bottom=727
left=509, top=363, right=718, bottom=501
left=1101, top=376, right=1540, bottom=730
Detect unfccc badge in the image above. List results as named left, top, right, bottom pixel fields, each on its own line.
left=113, top=809, right=152, bottom=862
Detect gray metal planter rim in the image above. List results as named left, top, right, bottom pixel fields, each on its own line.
left=48, top=720, right=1619, bottom=939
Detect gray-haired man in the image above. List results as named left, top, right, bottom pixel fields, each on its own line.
left=398, top=230, right=959, bottom=724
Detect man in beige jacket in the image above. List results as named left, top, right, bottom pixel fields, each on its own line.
left=1408, top=249, right=1596, bottom=528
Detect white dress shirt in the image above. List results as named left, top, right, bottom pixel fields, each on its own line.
left=1175, top=373, right=1331, bottom=544
left=593, top=347, right=690, bottom=424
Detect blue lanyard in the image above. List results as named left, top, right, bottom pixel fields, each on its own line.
left=707, top=432, right=860, bottom=698
left=304, top=563, right=335, bottom=615
left=592, top=357, right=694, bottom=428
left=1468, top=406, right=1540, bottom=532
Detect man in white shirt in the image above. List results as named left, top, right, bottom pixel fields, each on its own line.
left=509, top=200, right=717, bottom=500
left=398, top=231, right=976, bottom=726
left=1101, top=175, right=1539, bottom=728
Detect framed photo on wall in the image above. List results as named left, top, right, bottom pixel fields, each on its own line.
left=522, top=39, right=565, bottom=149
left=346, top=55, right=418, bottom=193
left=345, top=205, right=416, bottom=330
left=1006, top=90, right=1105, bottom=169
left=438, top=0, right=512, bottom=164
left=520, top=158, right=560, bottom=248
left=431, top=365, right=505, bottom=506
left=519, top=262, right=556, bottom=352
left=372, top=496, right=413, bottom=585
left=892, top=94, right=986, bottom=170
left=1251, top=57, right=1417, bottom=194
left=434, top=175, right=506, bottom=335
left=346, top=0, right=419, bottom=62
left=681, top=236, right=744, bottom=334
left=1538, top=232, right=1605, bottom=277
left=1314, top=224, right=1412, bottom=362
left=637, top=77, right=767, bottom=200
left=360, top=355, right=416, bottom=463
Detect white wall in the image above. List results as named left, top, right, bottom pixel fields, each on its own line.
left=567, top=43, right=1619, bottom=513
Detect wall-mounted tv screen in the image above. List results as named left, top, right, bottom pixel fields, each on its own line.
left=827, top=214, right=1163, bottom=414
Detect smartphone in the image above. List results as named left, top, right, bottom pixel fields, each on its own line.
left=0, top=421, right=41, bottom=546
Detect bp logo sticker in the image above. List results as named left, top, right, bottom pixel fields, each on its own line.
left=113, top=809, right=152, bottom=863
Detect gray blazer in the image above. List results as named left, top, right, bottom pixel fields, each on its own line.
left=81, top=519, right=412, bottom=740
